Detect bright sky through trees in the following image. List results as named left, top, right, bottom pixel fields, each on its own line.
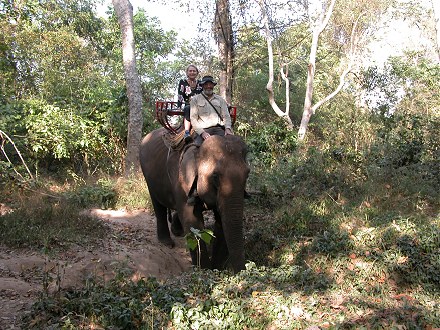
left=98, top=0, right=439, bottom=66
left=98, top=0, right=200, bottom=40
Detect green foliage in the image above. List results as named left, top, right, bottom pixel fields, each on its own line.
left=246, top=117, right=298, bottom=167
left=0, top=1, right=183, bottom=177
left=185, top=228, right=215, bottom=251
left=64, top=175, right=150, bottom=210
left=112, top=173, right=151, bottom=210
left=26, top=252, right=440, bottom=328
left=25, top=100, right=105, bottom=160
left=26, top=273, right=175, bottom=329
left=67, top=179, right=116, bottom=209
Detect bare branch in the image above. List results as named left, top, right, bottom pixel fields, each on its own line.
left=311, top=10, right=364, bottom=113
left=311, top=64, right=352, bottom=113
left=0, top=130, right=34, bottom=181
left=319, top=0, right=337, bottom=33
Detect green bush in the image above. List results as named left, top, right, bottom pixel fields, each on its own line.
left=246, top=118, right=298, bottom=167
left=0, top=99, right=125, bottom=174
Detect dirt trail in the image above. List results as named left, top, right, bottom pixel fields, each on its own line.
left=0, top=209, right=192, bottom=329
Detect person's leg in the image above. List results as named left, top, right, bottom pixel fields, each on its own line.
left=184, top=118, right=191, bottom=132
left=183, top=105, right=193, bottom=142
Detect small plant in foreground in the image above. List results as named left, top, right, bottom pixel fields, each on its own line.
left=185, top=227, right=215, bottom=268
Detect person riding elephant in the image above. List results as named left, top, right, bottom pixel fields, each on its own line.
left=186, top=75, right=251, bottom=204
left=190, top=75, right=233, bottom=146
left=177, top=64, right=203, bottom=143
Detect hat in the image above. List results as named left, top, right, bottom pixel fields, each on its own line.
left=200, top=75, right=217, bottom=85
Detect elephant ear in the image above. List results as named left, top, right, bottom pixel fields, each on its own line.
left=179, top=146, right=199, bottom=196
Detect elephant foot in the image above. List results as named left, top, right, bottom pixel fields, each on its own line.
left=158, top=236, right=175, bottom=248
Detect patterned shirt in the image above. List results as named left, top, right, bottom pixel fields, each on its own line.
left=190, top=93, right=232, bottom=135
left=177, top=79, right=203, bottom=108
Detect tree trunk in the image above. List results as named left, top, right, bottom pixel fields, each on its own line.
left=112, top=0, right=143, bottom=175
left=298, top=29, right=319, bottom=140
left=215, top=0, right=234, bottom=104
left=432, top=0, right=440, bottom=62
left=258, top=0, right=293, bottom=128
left=298, top=0, right=336, bottom=140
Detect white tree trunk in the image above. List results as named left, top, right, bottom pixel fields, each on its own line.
left=432, top=0, right=440, bottom=62
left=258, top=0, right=293, bottom=128
left=112, top=0, right=143, bottom=175
left=298, top=0, right=337, bottom=140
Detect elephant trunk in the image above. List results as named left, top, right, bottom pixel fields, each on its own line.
left=219, top=192, right=246, bottom=273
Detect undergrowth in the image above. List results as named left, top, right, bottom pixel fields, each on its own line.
left=0, top=173, right=149, bottom=252
left=13, top=165, right=439, bottom=328
left=0, top=194, right=108, bottom=252
left=3, top=111, right=439, bottom=329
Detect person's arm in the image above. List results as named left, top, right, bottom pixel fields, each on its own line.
left=177, top=79, right=185, bottom=108
left=220, top=98, right=233, bottom=134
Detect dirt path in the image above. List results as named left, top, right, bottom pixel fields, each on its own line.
left=0, top=209, right=192, bottom=329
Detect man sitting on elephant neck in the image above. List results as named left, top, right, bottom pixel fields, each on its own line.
left=185, top=75, right=234, bottom=205
left=189, top=75, right=234, bottom=146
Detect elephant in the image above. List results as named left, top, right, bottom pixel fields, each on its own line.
left=139, top=127, right=250, bottom=273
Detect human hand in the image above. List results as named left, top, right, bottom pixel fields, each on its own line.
left=225, top=128, right=234, bottom=135
left=201, top=132, right=211, bottom=140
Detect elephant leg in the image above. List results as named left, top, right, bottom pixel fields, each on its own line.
left=211, top=210, right=229, bottom=270
left=151, top=197, right=174, bottom=248
left=170, top=211, right=184, bottom=237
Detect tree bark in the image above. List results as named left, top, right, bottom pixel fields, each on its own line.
left=215, top=0, right=234, bottom=104
left=112, top=0, right=143, bottom=175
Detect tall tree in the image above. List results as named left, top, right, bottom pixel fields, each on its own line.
left=258, top=0, right=294, bottom=128
left=297, top=0, right=390, bottom=139
left=214, top=0, right=234, bottom=104
left=112, top=0, right=143, bottom=175
left=298, top=0, right=337, bottom=140
left=434, top=0, right=440, bottom=62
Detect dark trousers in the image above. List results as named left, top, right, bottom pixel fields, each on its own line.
left=194, top=126, right=225, bottom=146
left=183, top=105, right=190, bottom=121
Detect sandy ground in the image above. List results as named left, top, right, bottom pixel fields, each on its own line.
left=0, top=208, right=192, bottom=329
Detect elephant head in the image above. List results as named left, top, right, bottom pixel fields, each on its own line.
left=195, top=135, right=249, bottom=271
left=139, top=129, right=249, bottom=273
